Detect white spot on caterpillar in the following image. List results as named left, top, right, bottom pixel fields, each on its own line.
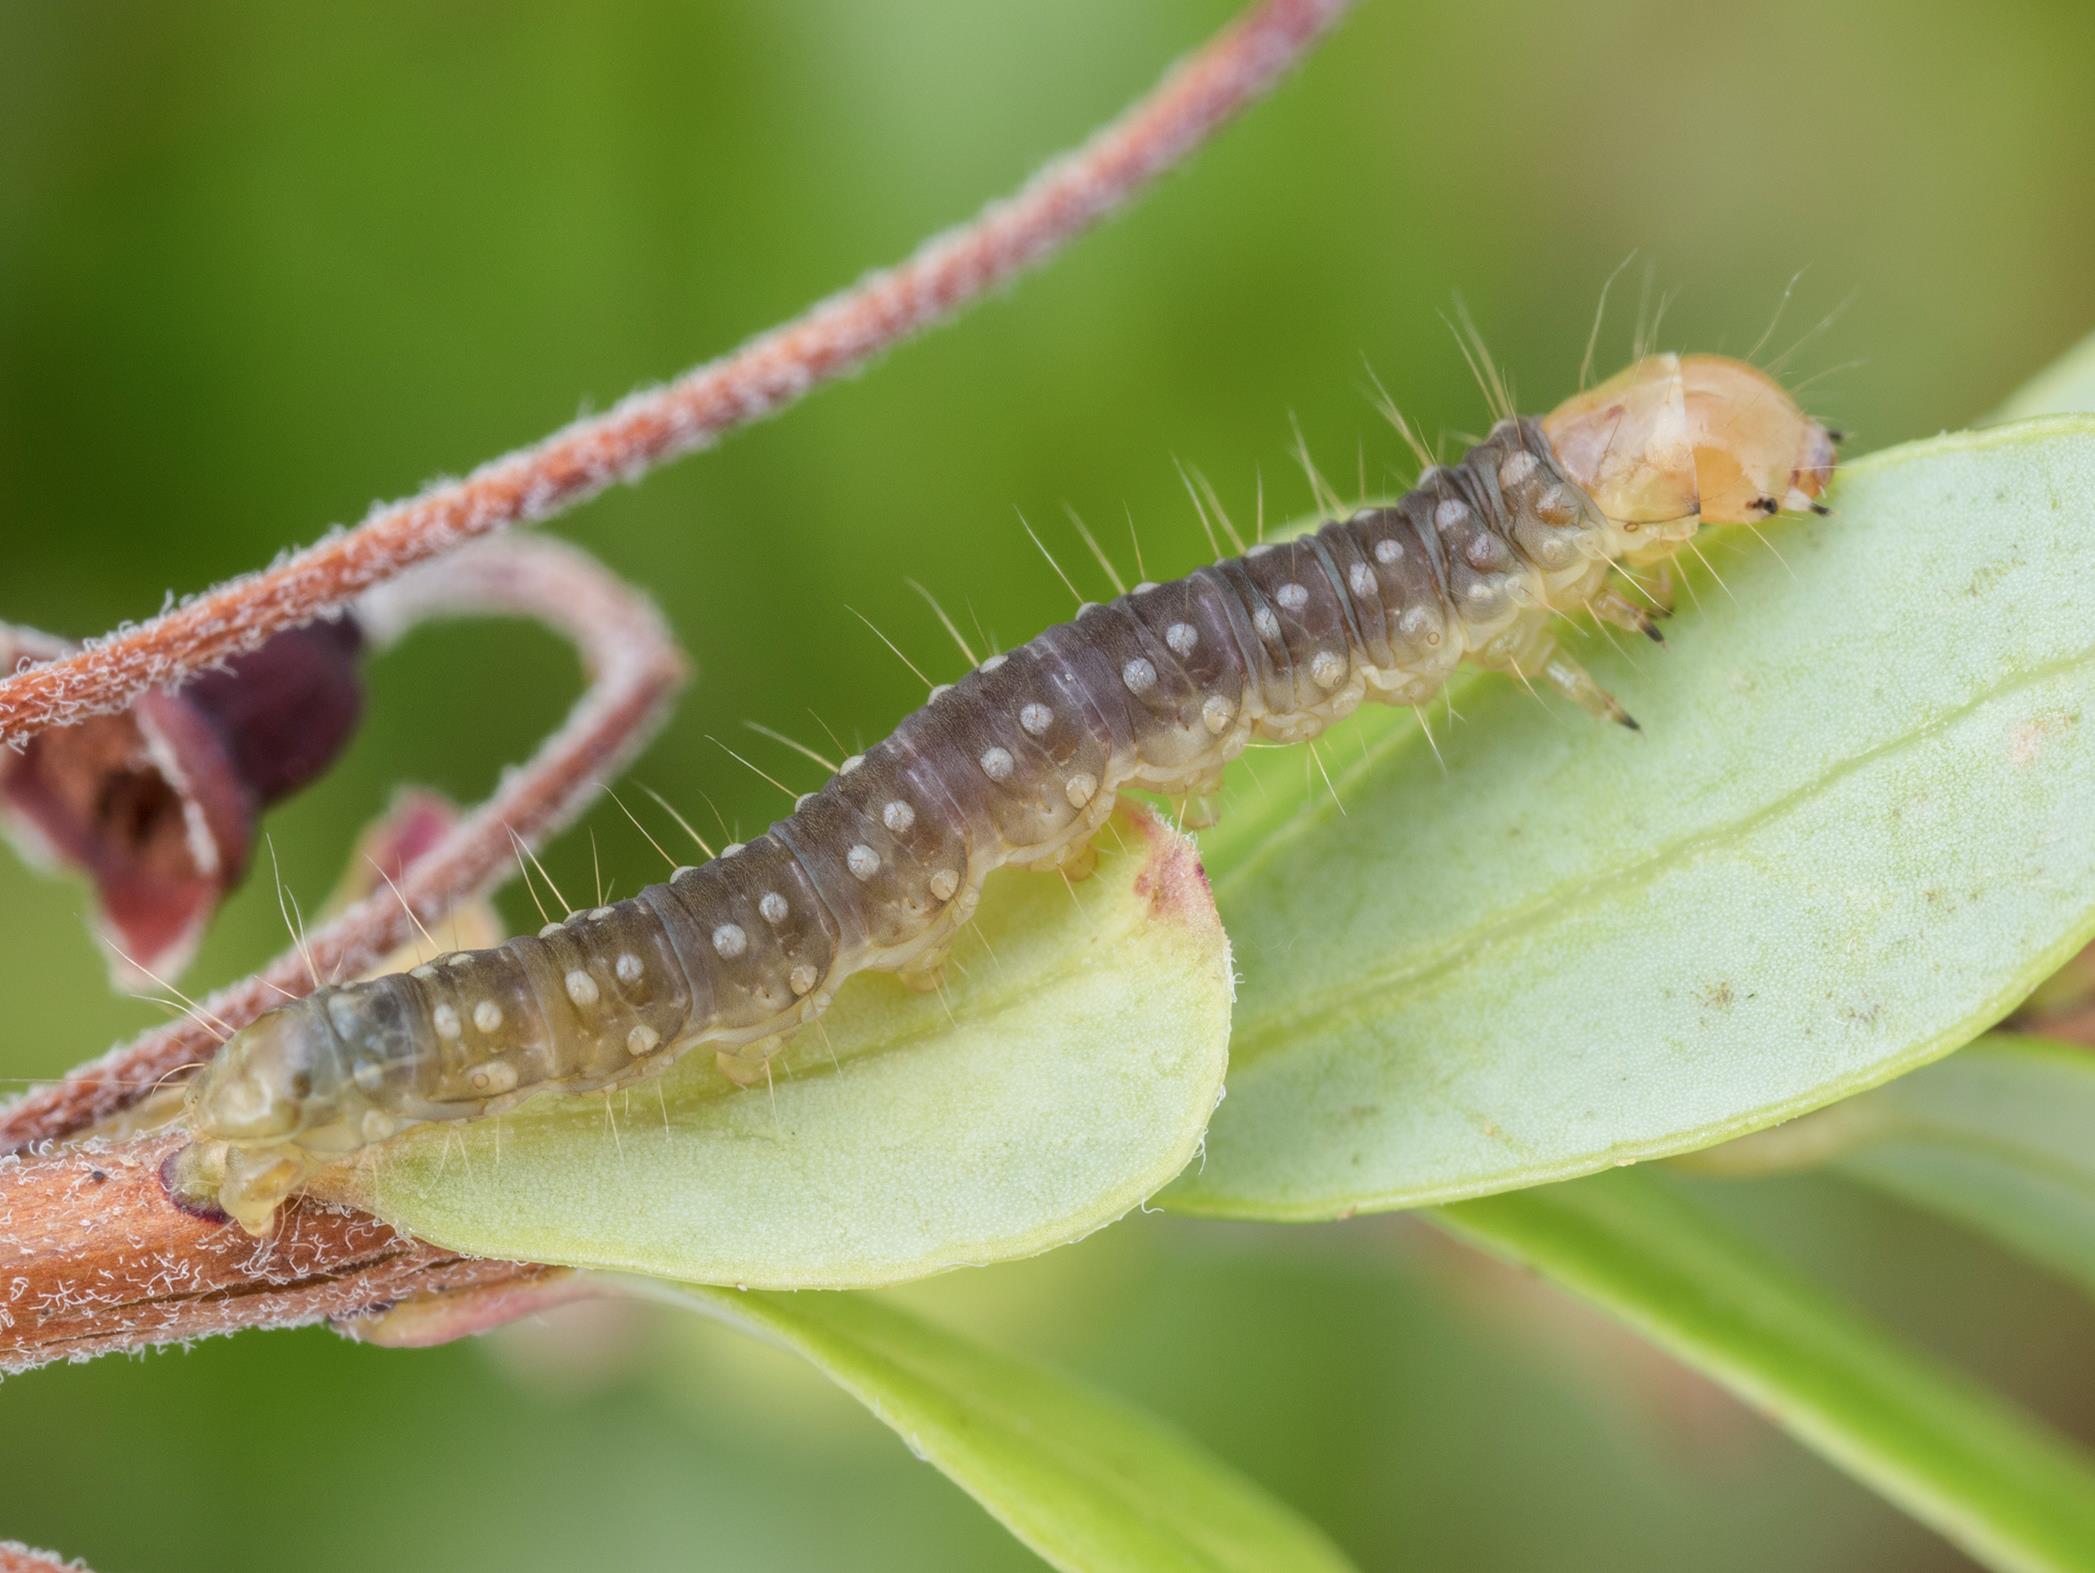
left=1020, top=702, right=1053, bottom=736
left=589, top=906, right=615, bottom=920
left=883, top=799, right=916, bottom=833
left=979, top=746, right=1015, bottom=781
left=565, top=969, right=600, bottom=1008
left=930, top=868, right=960, bottom=900
left=1373, top=537, right=1404, bottom=564
left=1248, top=543, right=1276, bottom=557
left=1165, top=622, right=1198, bottom=656
left=1537, top=485, right=1578, bottom=525
left=1276, top=582, right=1309, bottom=611
left=538, top=922, right=564, bottom=939
left=712, top=923, right=748, bottom=958
left=673, top=865, right=699, bottom=880
left=473, top=1000, right=504, bottom=1034
left=433, top=1003, right=462, bottom=1040
left=847, top=843, right=881, bottom=879
left=979, top=653, right=1007, bottom=673
left=1134, top=581, right=1159, bottom=594
left=795, top=793, right=815, bottom=811
left=1435, top=499, right=1470, bottom=532
left=1122, top=657, right=1158, bottom=694
left=1065, top=772, right=1098, bottom=808
left=627, top=1023, right=660, bottom=1056
left=469, top=1061, right=519, bottom=1095
left=1400, top=605, right=1442, bottom=645
left=1253, top=607, right=1282, bottom=640
left=1499, top=450, right=1539, bottom=489
left=411, top=964, right=436, bottom=981
left=1202, top=694, right=1235, bottom=734
left=1311, top=651, right=1345, bottom=688
left=445, top=952, right=473, bottom=969
left=928, top=683, right=952, bottom=702
left=616, top=952, right=645, bottom=984
left=1464, top=535, right=1509, bottom=571
left=789, top=963, right=818, bottom=996
left=758, top=891, right=789, bottom=924
left=722, top=843, right=745, bottom=858
left=840, top=754, right=864, bottom=774
left=1348, top=563, right=1376, bottom=597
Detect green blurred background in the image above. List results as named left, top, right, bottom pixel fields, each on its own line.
left=4, top=1, right=2092, bottom=1568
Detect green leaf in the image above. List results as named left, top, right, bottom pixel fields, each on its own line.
left=1437, top=1169, right=2095, bottom=1573
left=325, top=808, right=1233, bottom=1287
left=631, top=1279, right=1359, bottom=1573
left=1687, top=1033, right=2095, bottom=1298
left=1993, top=329, right=2095, bottom=420
left=1170, top=419, right=2095, bottom=1218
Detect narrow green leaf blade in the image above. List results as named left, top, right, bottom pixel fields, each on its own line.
left=327, top=809, right=1233, bottom=1286
left=637, top=1280, right=1358, bottom=1573
left=1438, top=1169, right=2095, bottom=1573
left=1172, top=420, right=2095, bottom=1217
left=1691, top=1033, right=2095, bottom=1297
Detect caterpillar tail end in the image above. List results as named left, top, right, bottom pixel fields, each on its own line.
left=166, top=1137, right=310, bottom=1236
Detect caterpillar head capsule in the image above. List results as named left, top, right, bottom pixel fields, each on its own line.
left=1542, top=353, right=1837, bottom=561
left=172, top=1000, right=347, bottom=1233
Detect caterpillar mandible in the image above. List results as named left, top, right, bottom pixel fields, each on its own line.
left=172, top=351, right=1838, bottom=1234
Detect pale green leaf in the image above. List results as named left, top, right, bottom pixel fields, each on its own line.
left=1169, top=419, right=2095, bottom=1218
left=1438, top=1169, right=2095, bottom=1573
left=1993, top=329, right=2095, bottom=420
left=1688, top=1033, right=2095, bottom=1297
left=632, top=1279, right=1359, bottom=1573
left=326, top=808, right=1233, bottom=1287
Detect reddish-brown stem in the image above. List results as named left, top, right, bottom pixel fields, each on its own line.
left=2, top=1542, right=96, bottom=1573
left=0, top=0, right=1353, bottom=752
left=0, top=537, right=685, bottom=1153
left=0, top=1133, right=561, bottom=1374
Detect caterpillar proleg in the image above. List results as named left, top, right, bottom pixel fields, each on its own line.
left=174, top=352, right=1837, bottom=1233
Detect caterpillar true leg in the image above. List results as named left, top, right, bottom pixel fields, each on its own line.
left=174, top=352, right=1837, bottom=1234
left=1588, top=585, right=1667, bottom=643
left=1541, top=651, right=1638, bottom=730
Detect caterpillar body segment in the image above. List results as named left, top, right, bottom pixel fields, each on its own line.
left=176, top=355, right=1838, bottom=1233
left=1544, top=352, right=1837, bottom=546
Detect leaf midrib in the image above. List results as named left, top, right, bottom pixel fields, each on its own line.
left=1227, top=633, right=2095, bottom=1069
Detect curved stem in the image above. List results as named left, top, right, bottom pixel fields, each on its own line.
left=0, top=537, right=685, bottom=1152
left=0, top=1131, right=560, bottom=1374
left=0, top=0, right=1353, bottom=752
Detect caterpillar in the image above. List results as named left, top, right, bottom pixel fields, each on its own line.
left=172, top=351, right=1838, bottom=1234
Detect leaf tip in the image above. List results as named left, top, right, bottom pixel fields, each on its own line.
left=1125, top=805, right=1219, bottom=930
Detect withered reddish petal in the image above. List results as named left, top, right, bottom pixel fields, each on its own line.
left=357, top=789, right=459, bottom=890
left=182, top=616, right=364, bottom=807
left=0, top=617, right=366, bottom=984
left=322, top=788, right=461, bottom=915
